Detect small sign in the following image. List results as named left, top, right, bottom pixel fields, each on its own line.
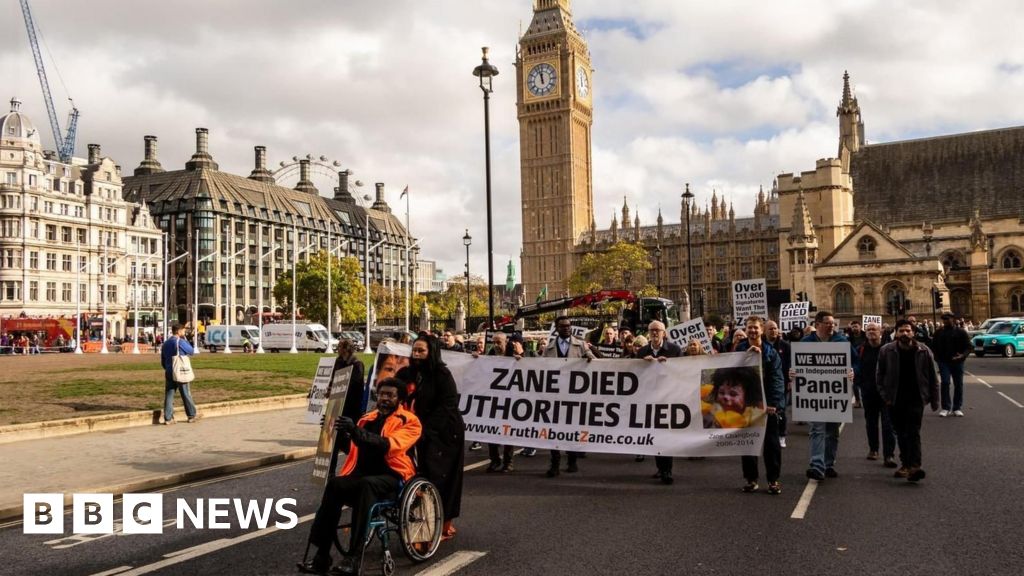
left=667, top=318, right=713, bottom=354
left=790, top=342, right=853, bottom=423
left=732, top=278, right=768, bottom=327
left=780, top=302, right=810, bottom=332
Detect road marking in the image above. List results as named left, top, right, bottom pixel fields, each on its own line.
left=88, top=567, right=133, bottom=576
left=997, top=391, right=1024, bottom=408
left=414, top=551, right=487, bottom=576
left=965, top=371, right=994, bottom=388
left=790, top=422, right=845, bottom=520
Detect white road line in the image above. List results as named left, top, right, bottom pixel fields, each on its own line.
left=965, top=371, right=993, bottom=388
left=997, top=391, right=1024, bottom=408
left=414, top=551, right=487, bottom=576
left=87, top=567, right=133, bottom=576
left=790, top=480, right=818, bottom=520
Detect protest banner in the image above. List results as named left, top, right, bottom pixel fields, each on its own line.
left=547, top=322, right=589, bottom=341
left=732, top=278, right=768, bottom=326
left=790, top=342, right=853, bottom=423
left=311, top=365, right=353, bottom=484
left=305, top=357, right=340, bottom=424
left=666, top=317, right=713, bottom=354
left=594, top=342, right=623, bottom=358
left=779, top=302, right=810, bottom=332
left=862, top=314, right=882, bottom=327
left=378, top=342, right=767, bottom=457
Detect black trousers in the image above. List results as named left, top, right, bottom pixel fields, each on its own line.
left=891, top=400, right=924, bottom=469
left=863, top=393, right=896, bottom=458
left=549, top=450, right=580, bottom=467
left=655, top=456, right=673, bottom=475
left=489, top=444, right=514, bottom=465
left=309, top=474, right=399, bottom=557
left=742, top=412, right=781, bottom=482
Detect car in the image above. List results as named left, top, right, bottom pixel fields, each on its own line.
left=369, top=328, right=418, bottom=350
left=968, top=317, right=1019, bottom=339
left=971, top=320, right=1024, bottom=357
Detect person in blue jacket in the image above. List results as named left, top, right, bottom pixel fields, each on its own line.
left=735, top=316, right=785, bottom=495
left=160, top=322, right=197, bottom=425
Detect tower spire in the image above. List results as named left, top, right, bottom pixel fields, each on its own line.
left=841, top=70, right=852, bottom=108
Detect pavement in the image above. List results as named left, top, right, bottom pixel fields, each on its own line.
left=0, top=403, right=319, bottom=523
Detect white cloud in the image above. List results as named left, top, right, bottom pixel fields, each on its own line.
left=2, top=0, right=1023, bottom=281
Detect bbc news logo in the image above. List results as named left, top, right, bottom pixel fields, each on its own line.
left=23, top=493, right=298, bottom=535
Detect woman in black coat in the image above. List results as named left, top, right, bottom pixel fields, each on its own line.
left=396, top=334, right=465, bottom=540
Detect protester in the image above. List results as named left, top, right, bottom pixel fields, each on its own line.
left=734, top=316, right=784, bottom=494
left=300, top=378, right=421, bottom=575
left=440, top=330, right=464, bottom=353
left=160, top=322, right=198, bottom=425
left=876, top=319, right=939, bottom=482
left=857, top=322, right=897, bottom=467
left=931, top=313, right=971, bottom=417
left=763, top=321, right=791, bottom=448
left=396, top=334, right=465, bottom=540
left=594, top=325, right=623, bottom=358
left=484, top=332, right=516, bottom=472
left=542, top=315, right=595, bottom=477
left=636, top=320, right=683, bottom=485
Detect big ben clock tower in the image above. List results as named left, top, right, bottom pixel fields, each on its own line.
left=518, top=0, right=593, bottom=301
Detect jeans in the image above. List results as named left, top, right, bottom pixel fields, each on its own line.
left=164, top=374, right=197, bottom=421
left=862, top=394, right=896, bottom=459
left=938, top=361, right=965, bottom=411
left=742, top=413, right=781, bottom=482
left=808, top=421, right=840, bottom=473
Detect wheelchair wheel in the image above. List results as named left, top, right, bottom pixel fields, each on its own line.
left=398, top=477, right=443, bottom=562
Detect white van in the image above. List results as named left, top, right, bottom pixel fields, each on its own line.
left=260, top=323, right=332, bottom=352
left=205, top=325, right=261, bottom=352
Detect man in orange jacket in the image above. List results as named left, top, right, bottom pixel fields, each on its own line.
left=300, top=377, right=422, bottom=575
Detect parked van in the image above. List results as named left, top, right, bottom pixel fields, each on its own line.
left=205, top=325, right=261, bottom=352
left=260, top=323, right=332, bottom=352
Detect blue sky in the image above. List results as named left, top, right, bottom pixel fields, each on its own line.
left=2, top=0, right=1023, bottom=280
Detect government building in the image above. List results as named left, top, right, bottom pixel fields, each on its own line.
left=517, top=0, right=1024, bottom=323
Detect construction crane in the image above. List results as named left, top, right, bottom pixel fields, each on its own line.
left=19, top=0, right=79, bottom=164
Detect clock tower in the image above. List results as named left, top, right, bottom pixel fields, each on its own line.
left=517, top=0, right=593, bottom=301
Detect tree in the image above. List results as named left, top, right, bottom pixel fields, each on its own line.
left=569, top=241, right=656, bottom=295
left=272, top=251, right=365, bottom=327
left=423, top=274, right=492, bottom=324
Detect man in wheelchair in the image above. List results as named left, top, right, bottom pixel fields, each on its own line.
left=300, top=377, right=422, bottom=575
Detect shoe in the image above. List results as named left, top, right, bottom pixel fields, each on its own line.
left=329, top=554, right=360, bottom=575
left=522, top=448, right=537, bottom=457
left=486, top=461, right=503, bottom=473
left=894, top=466, right=910, bottom=479
left=825, top=468, right=838, bottom=478
left=742, top=480, right=759, bottom=493
left=938, top=410, right=949, bottom=417
left=660, top=473, right=674, bottom=485
left=867, top=451, right=879, bottom=460
left=441, top=521, right=457, bottom=541
left=767, top=481, right=782, bottom=495
left=545, top=466, right=559, bottom=478
left=187, top=415, right=199, bottom=423
left=883, top=457, right=898, bottom=468
left=853, top=400, right=862, bottom=409
left=953, top=410, right=964, bottom=417
left=634, top=455, right=645, bottom=462
left=296, top=551, right=331, bottom=574
left=566, top=462, right=579, bottom=473
left=779, top=437, right=787, bottom=449
left=907, top=468, right=926, bottom=482
left=469, top=442, right=483, bottom=451
left=651, top=471, right=665, bottom=479
left=500, top=463, right=514, bottom=473
left=806, top=468, right=825, bottom=481
left=164, top=419, right=176, bottom=426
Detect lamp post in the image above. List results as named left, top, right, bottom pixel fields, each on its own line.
left=463, top=229, right=472, bottom=329
left=473, top=46, right=499, bottom=330
left=682, top=183, right=696, bottom=316
left=326, top=235, right=349, bottom=352
left=654, top=245, right=662, bottom=293
left=290, top=226, right=318, bottom=354
left=193, top=236, right=218, bottom=355
left=131, top=252, right=158, bottom=354
left=99, top=247, right=129, bottom=354
left=223, top=240, right=246, bottom=354
left=163, top=242, right=188, bottom=342
left=74, top=243, right=87, bottom=354
left=255, top=242, right=279, bottom=354
left=403, top=239, right=420, bottom=332
left=363, top=212, right=386, bottom=354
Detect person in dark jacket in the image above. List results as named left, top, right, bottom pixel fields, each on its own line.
left=331, top=339, right=368, bottom=448
left=735, top=316, right=785, bottom=495
left=764, top=321, right=791, bottom=448
left=857, top=322, right=897, bottom=467
left=876, top=319, right=939, bottom=482
left=396, top=334, right=465, bottom=541
left=636, top=320, right=683, bottom=485
left=930, top=313, right=972, bottom=417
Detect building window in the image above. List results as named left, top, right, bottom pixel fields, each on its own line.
left=46, top=281, right=56, bottom=302
left=62, top=282, right=72, bottom=302
left=1011, top=289, right=1024, bottom=313
left=77, top=228, right=86, bottom=244
left=46, top=253, right=57, bottom=270
left=4, top=281, right=21, bottom=300
left=4, top=172, right=15, bottom=185
left=1001, top=249, right=1022, bottom=270
left=941, top=250, right=966, bottom=272
left=29, top=281, right=38, bottom=301
left=46, top=224, right=56, bottom=241
left=857, top=236, right=876, bottom=256
left=29, top=251, right=38, bottom=269
left=62, top=254, right=72, bottom=271
left=833, top=284, right=854, bottom=314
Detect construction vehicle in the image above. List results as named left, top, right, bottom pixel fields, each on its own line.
left=496, top=290, right=678, bottom=335
left=20, top=0, right=79, bottom=163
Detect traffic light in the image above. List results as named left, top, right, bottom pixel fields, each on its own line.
left=932, top=289, right=943, bottom=309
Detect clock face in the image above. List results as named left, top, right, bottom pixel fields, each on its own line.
left=576, top=66, right=589, bottom=98
left=527, top=63, right=558, bottom=97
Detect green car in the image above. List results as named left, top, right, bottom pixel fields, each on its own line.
left=972, top=320, right=1024, bottom=358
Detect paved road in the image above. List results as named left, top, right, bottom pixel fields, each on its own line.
left=3, top=359, right=1021, bottom=576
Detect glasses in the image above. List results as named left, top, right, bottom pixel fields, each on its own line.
left=556, top=324, right=572, bottom=328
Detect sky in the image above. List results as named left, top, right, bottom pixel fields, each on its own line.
left=2, top=0, right=1023, bottom=284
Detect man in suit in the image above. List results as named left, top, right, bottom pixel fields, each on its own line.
left=635, top=320, right=683, bottom=485
left=542, top=315, right=595, bottom=477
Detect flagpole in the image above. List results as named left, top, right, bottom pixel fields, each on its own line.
left=402, top=185, right=411, bottom=332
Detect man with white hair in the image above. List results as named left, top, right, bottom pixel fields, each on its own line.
left=636, top=320, right=683, bottom=485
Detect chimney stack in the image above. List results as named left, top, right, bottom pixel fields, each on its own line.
left=333, top=169, right=356, bottom=203
left=293, top=158, right=319, bottom=195
left=248, top=145, right=275, bottom=183
left=133, top=135, right=165, bottom=176
left=88, top=144, right=101, bottom=164
left=371, top=182, right=391, bottom=213
left=185, top=127, right=219, bottom=171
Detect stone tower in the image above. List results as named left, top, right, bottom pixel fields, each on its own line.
left=518, top=0, right=594, bottom=301
left=787, top=189, right=819, bottom=305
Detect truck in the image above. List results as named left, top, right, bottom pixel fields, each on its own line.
left=260, top=322, right=333, bottom=353
left=205, top=325, right=261, bottom=352
left=496, top=290, right=678, bottom=336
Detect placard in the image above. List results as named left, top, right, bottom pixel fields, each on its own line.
left=732, top=278, right=768, bottom=326
left=311, top=365, right=353, bottom=485
left=666, top=317, right=713, bottom=354
left=305, top=357, right=340, bottom=424
left=862, top=315, right=882, bottom=327
left=780, top=302, right=810, bottom=332
left=790, top=342, right=853, bottom=423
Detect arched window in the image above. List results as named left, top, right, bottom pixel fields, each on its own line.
left=884, top=282, right=908, bottom=315
left=1011, top=288, right=1024, bottom=313
left=951, top=290, right=971, bottom=317
left=857, top=236, right=876, bottom=256
left=940, top=250, right=966, bottom=273
left=1001, top=249, right=1022, bottom=270
left=833, top=284, right=854, bottom=314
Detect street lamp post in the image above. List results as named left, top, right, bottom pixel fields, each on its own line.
left=164, top=243, right=188, bottom=342
left=255, top=242, right=279, bottom=354
left=290, top=226, right=318, bottom=354
left=74, top=243, right=87, bottom=354
left=654, top=245, right=662, bottom=293
left=99, top=247, right=129, bottom=355
left=132, top=252, right=158, bottom=354
left=682, top=183, right=696, bottom=316
left=473, top=46, right=499, bottom=330
left=403, top=239, right=419, bottom=333
left=363, top=212, right=386, bottom=354
left=326, top=236, right=349, bottom=352
left=463, top=230, right=472, bottom=329
left=193, top=235, right=218, bottom=355
left=223, top=239, right=246, bottom=354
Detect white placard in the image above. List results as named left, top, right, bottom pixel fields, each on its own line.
left=666, top=317, right=713, bottom=354
left=862, top=315, right=882, bottom=327
left=305, top=357, right=340, bottom=424
left=780, top=302, right=810, bottom=332
left=732, top=278, right=768, bottom=326
left=790, top=342, right=853, bottom=423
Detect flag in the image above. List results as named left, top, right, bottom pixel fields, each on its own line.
left=537, top=284, right=548, bottom=303
left=400, top=185, right=409, bottom=199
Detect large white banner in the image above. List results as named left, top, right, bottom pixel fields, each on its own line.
left=732, top=278, right=768, bottom=326
left=379, top=343, right=766, bottom=457
left=666, top=318, right=713, bottom=354
left=790, top=342, right=853, bottom=423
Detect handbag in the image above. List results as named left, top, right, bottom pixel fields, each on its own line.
left=172, top=337, right=195, bottom=384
